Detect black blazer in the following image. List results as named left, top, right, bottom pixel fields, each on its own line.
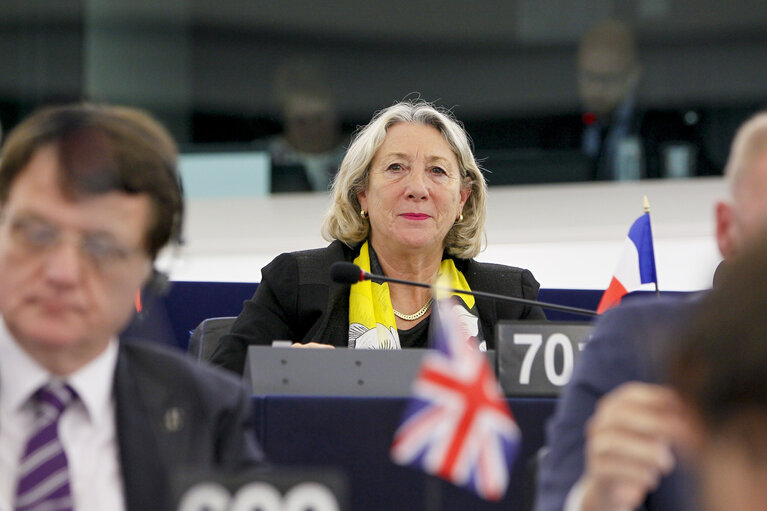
left=211, top=241, right=546, bottom=374
left=114, top=341, right=264, bottom=510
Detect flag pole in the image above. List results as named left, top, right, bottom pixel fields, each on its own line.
left=643, top=195, right=660, bottom=297
left=425, top=476, right=442, bottom=511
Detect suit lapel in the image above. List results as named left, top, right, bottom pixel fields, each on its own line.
left=114, top=344, right=200, bottom=511
left=114, top=348, right=168, bottom=511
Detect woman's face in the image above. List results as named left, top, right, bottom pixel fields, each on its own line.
left=358, top=122, right=471, bottom=257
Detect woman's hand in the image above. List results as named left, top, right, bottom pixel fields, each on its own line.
left=291, top=342, right=335, bottom=349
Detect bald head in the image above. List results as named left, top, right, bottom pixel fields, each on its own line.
left=716, top=112, right=767, bottom=260
left=724, top=113, right=767, bottom=196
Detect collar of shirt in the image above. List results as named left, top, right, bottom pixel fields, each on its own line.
left=0, top=317, right=118, bottom=426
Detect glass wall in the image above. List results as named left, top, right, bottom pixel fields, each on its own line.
left=1, top=0, right=766, bottom=190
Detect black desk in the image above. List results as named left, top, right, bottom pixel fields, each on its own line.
left=252, top=395, right=557, bottom=511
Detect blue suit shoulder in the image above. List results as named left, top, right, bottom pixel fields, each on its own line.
left=534, top=292, right=702, bottom=511
left=585, top=293, right=701, bottom=377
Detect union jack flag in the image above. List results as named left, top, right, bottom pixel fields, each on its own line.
left=390, top=297, right=521, bottom=501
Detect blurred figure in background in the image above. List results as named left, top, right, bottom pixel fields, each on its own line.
left=263, top=58, right=347, bottom=193
left=575, top=19, right=713, bottom=180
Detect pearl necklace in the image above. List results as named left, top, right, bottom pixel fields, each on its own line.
left=393, top=297, right=433, bottom=321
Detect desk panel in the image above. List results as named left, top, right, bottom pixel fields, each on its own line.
left=253, top=395, right=556, bottom=511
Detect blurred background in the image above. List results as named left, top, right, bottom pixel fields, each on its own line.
left=2, top=0, right=762, bottom=290
left=2, top=0, right=766, bottom=186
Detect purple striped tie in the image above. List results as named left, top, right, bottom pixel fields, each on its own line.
left=14, top=381, right=76, bottom=511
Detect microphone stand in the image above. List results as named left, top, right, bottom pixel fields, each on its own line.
left=364, top=272, right=597, bottom=318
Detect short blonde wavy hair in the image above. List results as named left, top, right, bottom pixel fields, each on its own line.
left=321, top=100, right=487, bottom=259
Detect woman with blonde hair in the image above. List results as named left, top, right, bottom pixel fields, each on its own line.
left=212, top=100, right=545, bottom=374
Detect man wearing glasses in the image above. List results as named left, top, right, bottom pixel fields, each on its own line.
left=576, top=19, right=712, bottom=180
left=0, top=104, right=263, bottom=511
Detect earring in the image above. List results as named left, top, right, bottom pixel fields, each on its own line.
left=457, top=213, right=464, bottom=222
left=360, top=209, right=368, bottom=219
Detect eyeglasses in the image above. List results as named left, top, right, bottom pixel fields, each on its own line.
left=4, top=215, right=146, bottom=272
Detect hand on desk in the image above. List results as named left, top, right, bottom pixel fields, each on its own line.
left=580, top=382, right=695, bottom=511
left=291, top=342, right=335, bottom=349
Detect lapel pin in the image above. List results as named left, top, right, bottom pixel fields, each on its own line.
left=163, top=407, right=184, bottom=432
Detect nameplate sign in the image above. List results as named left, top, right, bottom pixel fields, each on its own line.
left=174, top=467, right=347, bottom=511
left=497, top=321, right=593, bottom=397
left=244, top=346, right=496, bottom=397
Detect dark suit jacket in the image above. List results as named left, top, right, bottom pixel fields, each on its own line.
left=114, top=340, right=264, bottom=511
left=541, top=109, right=717, bottom=180
left=211, top=240, right=546, bottom=374
left=534, top=295, right=700, bottom=511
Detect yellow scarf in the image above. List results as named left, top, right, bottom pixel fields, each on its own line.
left=348, top=241, right=478, bottom=349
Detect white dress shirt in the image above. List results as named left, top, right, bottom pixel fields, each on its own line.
left=564, top=477, right=588, bottom=511
left=0, top=318, right=126, bottom=511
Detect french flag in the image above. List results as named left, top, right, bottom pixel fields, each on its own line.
left=597, top=212, right=658, bottom=314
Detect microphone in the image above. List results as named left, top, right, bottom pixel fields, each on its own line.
left=330, top=261, right=365, bottom=285
left=330, top=262, right=597, bottom=317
